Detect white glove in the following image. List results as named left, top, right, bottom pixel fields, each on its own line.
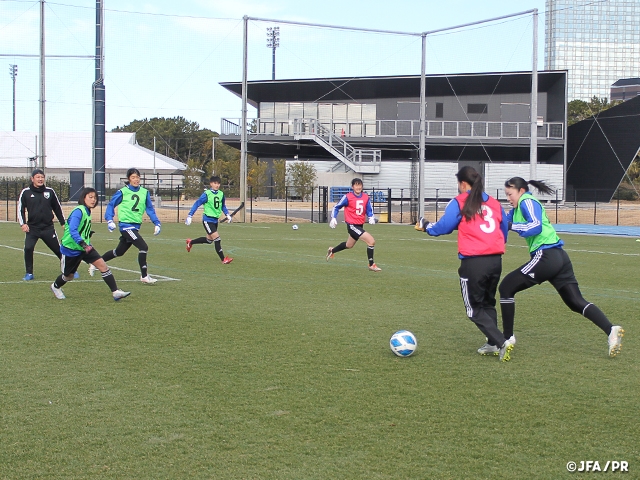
left=368, top=216, right=376, bottom=225
left=329, top=218, right=337, bottom=229
left=107, top=220, right=116, bottom=232
left=226, top=214, right=233, bottom=223
left=185, top=216, right=192, bottom=226
left=154, top=224, right=161, bottom=236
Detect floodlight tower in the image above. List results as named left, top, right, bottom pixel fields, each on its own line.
left=9, top=64, right=17, bottom=131
left=266, top=26, right=280, bottom=80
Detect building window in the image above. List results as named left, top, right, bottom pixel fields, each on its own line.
left=467, top=103, right=488, bottom=115
left=435, top=102, right=444, bottom=118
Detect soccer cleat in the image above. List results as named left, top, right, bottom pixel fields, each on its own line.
left=23, top=273, right=34, bottom=281
left=368, top=263, right=381, bottom=272
left=88, top=264, right=97, bottom=277
left=112, top=289, right=131, bottom=301
left=222, top=257, right=233, bottom=264
left=477, top=343, right=500, bottom=356
left=186, top=238, right=193, bottom=253
left=499, top=339, right=514, bottom=362
left=507, top=335, right=516, bottom=345
left=326, top=247, right=334, bottom=261
left=140, top=275, right=157, bottom=284
left=73, top=271, right=80, bottom=279
left=50, top=283, right=66, bottom=300
left=608, top=325, right=624, bottom=357
left=415, top=217, right=427, bottom=231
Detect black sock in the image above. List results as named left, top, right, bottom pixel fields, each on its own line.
left=583, top=304, right=613, bottom=335
left=102, top=249, right=116, bottom=262
left=500, top=299, right=515, bottom=339
left=332, top=242, right=347, bottom=254
left=214, top=238, right=224, bottom=260
left=138, top=251, right=148, bottom=278
left=367, top=246, right=375, bottom=266
left=191, top=237, right=209, bottom=245
left=101, top=269, right=118, bottom=292
left=54, top=275, right=67, bottom=289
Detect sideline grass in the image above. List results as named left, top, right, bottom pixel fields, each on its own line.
left=0, top=222, right=637, bottom=478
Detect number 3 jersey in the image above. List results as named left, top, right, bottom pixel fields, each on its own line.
left=105, top=184, right=161, bottom=231
left=332, top=191, right=373, bottom=225
left=426, top=191, right=508, bottom=258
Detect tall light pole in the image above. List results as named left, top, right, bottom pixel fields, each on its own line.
left=266, top=26, right=279, bottom=80
left=9, top=64, right=17, bottom=131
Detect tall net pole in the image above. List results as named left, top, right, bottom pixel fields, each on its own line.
left=240, top=15, right=248, bottom=222
left=530, top=9, right=538, bottom=181
left=39, top=0, right=46, bottom=170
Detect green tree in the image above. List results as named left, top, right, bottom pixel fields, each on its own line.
left=273, top=159, right=287, bottom=199
left=287, top=162, right=317, bottom=201
left=182, top=159, right=205, bottom=200
left=112, top=117, right=215, bottom=169
left=248, top=159, right=269, bottom=198
left=567, top=97, right=621, bottom=126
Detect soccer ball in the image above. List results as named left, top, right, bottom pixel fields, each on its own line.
left=389, top=330, right=417, bottom=357
left=292, top=224, right=299, bottom=230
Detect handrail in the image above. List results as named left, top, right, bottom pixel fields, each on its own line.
left=222, top=117, right=564, bottom=140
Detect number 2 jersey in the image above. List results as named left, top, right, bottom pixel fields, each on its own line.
left=426, top=191, right=509, bottom=258
left=105, top=184, right=161, bottom=231
left=332, top=191, right=373, bottom=225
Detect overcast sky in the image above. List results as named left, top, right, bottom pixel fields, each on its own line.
left=1, top=0, right=548, bottom=135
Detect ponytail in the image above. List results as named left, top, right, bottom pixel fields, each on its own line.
left=505, top=177, right=554, bottom=196
left=456, top=166, right=485, bottom=221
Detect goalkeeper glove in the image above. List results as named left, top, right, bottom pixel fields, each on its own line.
left=329, top=218, right=337, bottom=229
left=368, top=216, right=376, bottom=225
left=107, top=220, right=116, bottom=232
left=226, top=214, right=233, bottom=223
left=185, top=216, right=192, bottom=226
left=154, top=224, right=161, bottom=236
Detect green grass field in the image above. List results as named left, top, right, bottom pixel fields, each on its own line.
left=1, top=221, right=637, bottom=479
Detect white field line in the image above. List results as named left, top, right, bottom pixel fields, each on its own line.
left=0, top=244, right=180, bottom=281
left=400, top=237, right=640, bottom=256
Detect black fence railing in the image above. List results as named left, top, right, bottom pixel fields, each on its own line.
left=2, top=180, right=638, bottom=227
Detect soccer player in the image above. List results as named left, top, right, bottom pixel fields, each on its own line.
left=184, top=175, right=233, bottom=264
left=499, top=177, right=624, bottom=357
left=417, top=166, right=513, bottom=361
left=92, top=168, right=161, bottom=284
left=326, top=177, right=380, bottom=271
left=18, top=168, right=78, bottom=280
left=51, top=187, right=130, bottom=301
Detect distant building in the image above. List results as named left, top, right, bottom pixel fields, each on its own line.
left=219, top=71, right=568, bottom=201
left=0, top=132, right=186, bottom=188
left=545, top=0, right=640, bottom=101
left=610, top=78, right=640, bottom=102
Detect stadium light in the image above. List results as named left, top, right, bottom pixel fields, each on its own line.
left=9, top=64, right=18, bottom=131
left=266, top=26, right=280, bottom=80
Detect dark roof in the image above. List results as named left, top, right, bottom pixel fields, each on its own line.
left=220, top=71, right=566, bottom=106
left=611, top=78, right=640, bottom=87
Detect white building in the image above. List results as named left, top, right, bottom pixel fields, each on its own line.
left=0, top=131, right=186, bottom=188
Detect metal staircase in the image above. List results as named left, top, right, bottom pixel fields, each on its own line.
left=293, top=119, right=381, bottom=173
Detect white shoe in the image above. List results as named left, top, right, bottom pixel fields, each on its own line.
left=499, top=339, right=514, bottom=362
left=608, top=326, right=624, bottom=357
left=113, top=289, right=131, bottom=301
left=50, top=283, right=65, bottom=300
left=88, top=264, right=97, bottom=277
left=507, top=335, right=516, bottom=345
left=477, top=343, right=499, bottom=356
left=140, top=275, right=157, bottom=284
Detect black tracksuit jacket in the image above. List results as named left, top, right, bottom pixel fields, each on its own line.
left=18, top=183, right=66, bottom=231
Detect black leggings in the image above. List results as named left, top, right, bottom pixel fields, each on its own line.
left=499, top=270, right=612, bottom=338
